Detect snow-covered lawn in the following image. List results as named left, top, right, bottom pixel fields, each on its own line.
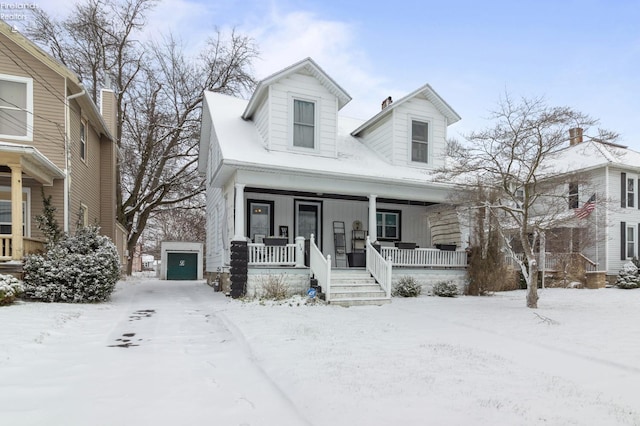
left=1, top=277, right=639, bottom=425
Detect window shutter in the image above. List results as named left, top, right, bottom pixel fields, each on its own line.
left=621, top=222, right=626, bottom=260
left=621, top=173, right=627, bottom=208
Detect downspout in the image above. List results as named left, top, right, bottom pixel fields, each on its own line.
left=64, top=88, right=86, bottom=232
left=604, top=164, right=610, bottom=273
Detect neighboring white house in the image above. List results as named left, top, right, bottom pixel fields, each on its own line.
left=546, top=131, right=640, bottom=280
left=198, top=58, right=468, bottom=304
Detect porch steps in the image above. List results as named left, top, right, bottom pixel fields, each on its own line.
left=328, top=270, right=390, bottom=307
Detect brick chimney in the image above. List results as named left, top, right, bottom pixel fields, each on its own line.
left=569, top=127, right=583, bottom=146
left=381, top=96, right=393, bottom=110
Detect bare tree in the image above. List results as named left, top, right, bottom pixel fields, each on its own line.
left=28, top=0, right=258, bottom=274
left=439, top=95, right=616, bottom=308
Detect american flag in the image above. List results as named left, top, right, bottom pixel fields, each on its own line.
left=575, top=194, right=596, bottom=219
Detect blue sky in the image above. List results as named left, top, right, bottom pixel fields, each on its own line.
left=33, top=0, right=640, bottom=148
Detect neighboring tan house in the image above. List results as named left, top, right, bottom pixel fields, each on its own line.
left=0, top=21, right=127, bottom=268
left=198, top=57, right=468, bottom=305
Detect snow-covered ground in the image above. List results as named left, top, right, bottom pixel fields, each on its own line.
left=1, top=277, right=639, bottom=426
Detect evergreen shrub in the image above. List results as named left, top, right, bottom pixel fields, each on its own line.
left=433, top=280, right=459, bottom=297
left=392, top=276, right=422, bottom=297
left=23, top=226, right=120, bottom=303
left=616, top=261, right=640, bottom=289
left=0, top=273, right=24, bottom=305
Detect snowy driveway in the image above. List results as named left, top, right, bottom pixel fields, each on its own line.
left=0, top=278, right=309, bottom=426
left=2, top=278, right=640, bottom=426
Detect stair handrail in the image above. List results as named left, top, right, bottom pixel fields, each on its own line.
left=366, top=237, right=392, bottom=298
left=309, top=234, right=332, bottom=301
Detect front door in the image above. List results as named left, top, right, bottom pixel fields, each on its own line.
left=295, top=200, right=322, bottom=248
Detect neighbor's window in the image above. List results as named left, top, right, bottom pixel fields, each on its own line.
left=376, top=210, right=400, bottom=240
left=627, top=225, right=635, bottom=259
left=80, top=120, right=87, bottom=161
left=293, top=99, right=315, bottom=148
left=0, top=200, right=27, bottom=235
left=0, top=74, right=33, bottom=140
left=569, top=183, right=579, bottom=209
left=627, top=178, right=635, bottom=208
left=79, top=203, right=89, bottom=227
left=411, top=120, right=429, bottom=163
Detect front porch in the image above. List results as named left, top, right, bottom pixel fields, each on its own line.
left=240, top=235, right=467, bottom=305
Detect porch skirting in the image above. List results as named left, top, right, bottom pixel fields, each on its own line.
left=245, top=267, right=468, bottom=299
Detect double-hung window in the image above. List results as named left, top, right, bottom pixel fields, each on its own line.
left=628, top=178, right=635, bottom=208
left=293, top=99, right=315, bottom=149
left=80, top=120, right=87, bottom=161
left=0, top=200, right=27, bottom=235
left=568, top=183, right=579, bottom=209
left=376, top=210, right=400, bottom=240
left=411, top=120, right=429, bottom=163
left=0, top=74, right=33, bottom=140
left=628, top=225, right=636, bottom=259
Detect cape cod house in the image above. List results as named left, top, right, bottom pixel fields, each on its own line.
left=0, top=21, right=127, bottom=271
left=198, top=58, right=468, bottom=305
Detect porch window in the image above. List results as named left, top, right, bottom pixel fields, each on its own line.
left=0, top=74, right=33, bottom=140
left=247, top=200, right=274, bottom=241
left=411, top=120, right=429, bottom=163
left=0, top=200, right=26, bottom=235
left=376, top=209, right=401, bottom=241
left=293, top=99, right=315, bottom=148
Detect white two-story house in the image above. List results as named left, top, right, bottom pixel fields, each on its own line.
left=198, top=58, right=467, bottom=304
left=548, top=131, right=640, bottom=282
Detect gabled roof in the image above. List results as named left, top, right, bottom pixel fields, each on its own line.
left=0, top=20, right=113, bottom=141
left=242, top=57, right=352, bottom=119
left=548, top=140, right=640, bottom=174
left=351, top=83, right=461, bottom=136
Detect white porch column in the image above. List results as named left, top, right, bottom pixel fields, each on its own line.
left=233, top=183, right=246, bottom=240
left=8, top=163, right=24, bottom=260
left=368, top=194, right=377, bottom=243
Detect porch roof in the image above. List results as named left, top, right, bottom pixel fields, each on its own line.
left=0, top=142, right=65, bottom=185
left=202, top=92, right=456, bottom=200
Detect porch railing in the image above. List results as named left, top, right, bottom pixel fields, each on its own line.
left=380, top=247, right=467, bottom=268
left=366, top=237, right=392, bottom=298
left=309, top=234, right=331, bottom=301
left=1, top=235, right=46, bottom=261
left=506, top=252, right=598, bottom=272
left=248, top=243, right=297, bottom=266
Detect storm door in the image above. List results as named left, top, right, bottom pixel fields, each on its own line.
left=295, top=200, right=322, bottom=249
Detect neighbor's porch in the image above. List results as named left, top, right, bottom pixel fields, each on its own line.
left=0, top=143, right=65, bottom=261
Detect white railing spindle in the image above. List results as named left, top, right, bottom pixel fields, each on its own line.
left=309, top=234, right=331, bottom=301
left=366, top=237, right=392, bottom=298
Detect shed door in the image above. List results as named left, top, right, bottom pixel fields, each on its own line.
left=167, top=252, right=198, bottom=280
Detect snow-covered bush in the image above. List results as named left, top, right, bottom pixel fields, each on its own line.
left=616, top=262, right=640, bottom=289
left=23, top=226, right=121, bottom=303
left=0, top=273, right=24, bottom=305
left=392, top=276, right=422, bottom=297
left=256, top=274, right=289, bottom=300
left=432, top=280, right=459, bottom=297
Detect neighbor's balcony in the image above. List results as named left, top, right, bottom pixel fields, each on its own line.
left=0, top=235, right=46, bottom=261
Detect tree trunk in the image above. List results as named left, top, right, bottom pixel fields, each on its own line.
left=527, top=267, right=539, bottom=308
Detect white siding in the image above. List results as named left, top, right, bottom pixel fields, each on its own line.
left=358, top=114, right=394, bottom=164
left=268, top=72, right=338, bottom=157
left=254, top=94, right=270, bottom=149
left=607, top=167, right=640, bottom=275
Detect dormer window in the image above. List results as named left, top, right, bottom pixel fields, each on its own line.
left=293, top=99, right=315, bottom=149
left=411, top=120, right=429, bottom=163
